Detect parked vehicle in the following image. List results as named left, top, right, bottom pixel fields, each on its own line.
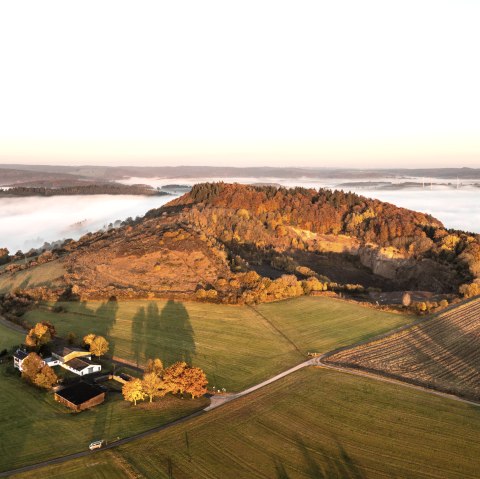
left=89, top=440, right=105, bottom=450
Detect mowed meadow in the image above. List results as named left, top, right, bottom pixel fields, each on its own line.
left=13, top=368, right=480, bottom=479
left=0, top=323, right=207, bottom=472
left=24, top=296, right=412, bottom=392
left=326, top=297, right=480, bottom=401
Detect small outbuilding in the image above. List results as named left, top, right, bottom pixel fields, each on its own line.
left=54, top=381, right=105, bottom=411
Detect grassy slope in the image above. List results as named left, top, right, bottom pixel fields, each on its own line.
left=256, top=296, right=411, bottom=353
left=24, top=297, right=411, bottom=392
left=0, top=260, right=65, bottom=294
left=111, top=368, right=479, bottom=478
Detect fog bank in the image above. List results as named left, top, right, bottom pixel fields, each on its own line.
left=0, top=194, right=176, bottom=253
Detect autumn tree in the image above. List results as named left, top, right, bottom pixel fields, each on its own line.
left=459, top=282, right=480, bottom=298
left=142, top=372, right=167, bottom=402
left=145, top=358, right=164, bottom=376
left=162, top=361, right=188, bottom=394
left=21, top=352, right=57, bottom=389
left=83, top=334, right=109, bottom=358
left=183, top=366, right=208, bottom=398
left=162, top=362, right=208, bottom=398
left=21, top=352, right=44, bottom=382
left=90, top=336, right=109, bottom=358
left=83, top=333, right=96, bottom=346
left=34, top=365, right=58, bottom=389
left=25, top=322, right=56, bottom=348
left=122, top=378, right=146, bottom=406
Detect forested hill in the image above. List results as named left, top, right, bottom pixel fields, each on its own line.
left=164, top=183, right=479, bottom=290
left=167, top=183, right=443, bottom=248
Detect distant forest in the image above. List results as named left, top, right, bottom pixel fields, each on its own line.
left=0, top=184, right=169, bottom=197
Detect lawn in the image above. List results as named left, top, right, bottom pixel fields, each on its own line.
left=24, top=296, right=411, bottom=392
left=107, top=368, right=479, bottom=478
left=256, top=295, right=412, bottom=353
left=0, top=363, right=208, bottom=473
left=0, top=260, right=66, bottom=294
left=0, top=323, right=24, bottom=351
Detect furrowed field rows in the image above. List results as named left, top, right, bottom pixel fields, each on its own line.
left=325, top=297, right=480, bottom=400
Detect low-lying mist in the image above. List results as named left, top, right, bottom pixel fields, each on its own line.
left=1, top=179, right=478, bottom=255
left=0, top=194, right=176, bottom=253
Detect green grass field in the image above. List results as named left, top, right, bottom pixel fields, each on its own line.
left=0, top=260, right=66, bottom=294
left=0, top=323, right=24, bottom=351
left=0, top=362, right=208, bottom=473
left=24, top=296, right=411, bottom=392
left=113, top=368, right=480, bottom=478
left=256, top=296, right=410, bottom=353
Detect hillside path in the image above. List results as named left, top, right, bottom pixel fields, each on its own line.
left=0, top=315, right=26, bottom=334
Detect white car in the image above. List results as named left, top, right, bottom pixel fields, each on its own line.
left=89, top=440, right=105, bottom=450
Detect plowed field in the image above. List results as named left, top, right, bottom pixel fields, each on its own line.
left=325, top=297, right=480, bottom=400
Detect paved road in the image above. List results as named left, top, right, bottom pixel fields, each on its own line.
left=205, top=357, right=319, bottom=410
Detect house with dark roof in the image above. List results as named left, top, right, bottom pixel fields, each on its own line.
left=54, top=381, right=105, bottom=411
left=63, top=357, right=101, bottom=376
left=13, top=349, right=28, bottom=370
left=13, top=345, right=101, bottom=376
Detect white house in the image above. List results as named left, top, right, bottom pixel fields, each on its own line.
left=13, top=349, right=29, bottom=371
left=62, top=357, right=101, bottom=376
left=13, top=346, right=101, bottom=376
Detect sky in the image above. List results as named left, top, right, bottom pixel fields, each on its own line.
left=0, top=0, right=479, bottom=168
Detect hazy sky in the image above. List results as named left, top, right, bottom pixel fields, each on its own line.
left=0, top=1, right=479, bottom=168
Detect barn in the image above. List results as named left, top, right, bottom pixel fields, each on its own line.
left=54, top=381, right=105, bottom=411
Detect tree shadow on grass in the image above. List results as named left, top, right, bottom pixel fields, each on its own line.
left=273, top=437, right=366, bottom=479
left=94, top=297, right=118, bottom=357
left=131, top=300, right=195, bottom=367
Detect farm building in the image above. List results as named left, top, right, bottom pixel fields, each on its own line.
left=63, top=357, right=101, bottom=376
left=54, top=381, right=105, bottom=411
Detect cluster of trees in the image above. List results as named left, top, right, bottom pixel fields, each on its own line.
left=83, top=334, right=109, bottom=358
left=198, top=270, right=363, bottom=305
left=182, top=183, right=443, bottom=250
left=0, top=291, right=35, bottom=320
left=25, top=321, right=56, bottom=347
left=459, top=282, right=480, bottom=298
left=21, top=352, right=58, bottom=389
left=122, top=358, right=208, bottom=406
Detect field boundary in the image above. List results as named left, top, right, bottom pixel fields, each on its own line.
left=318, top=295, right=480, bottom=363
left=248, top=304, right=304, bottom=355
left=317, top=359, right=480, bottom=408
